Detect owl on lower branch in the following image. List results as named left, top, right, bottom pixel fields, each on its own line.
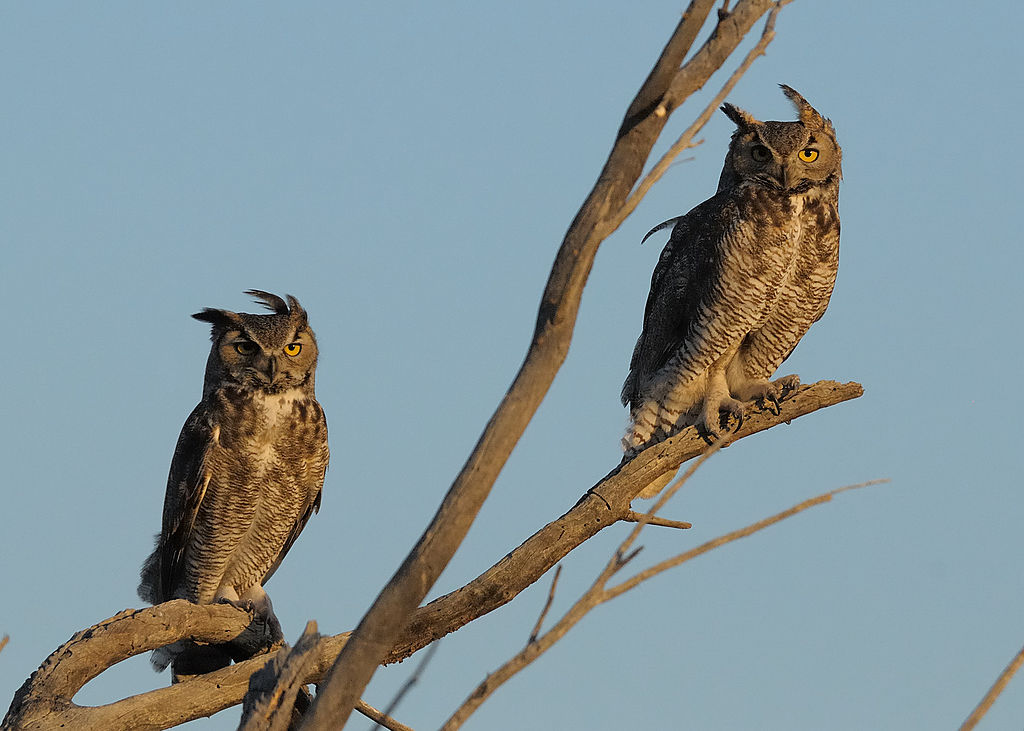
left=622, top=85, right=841, bottom=461
left=139, top=290, right=329, bottom=679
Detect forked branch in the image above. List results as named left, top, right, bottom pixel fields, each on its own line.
left=440, top=475, right=886, bottom=730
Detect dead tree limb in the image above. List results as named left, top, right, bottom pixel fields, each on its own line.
left=960, top=640, right=1024, bottom=731
left=3, top=381, right=860, bottom=731
left=303, top=1, right=779, bottom=725
left=440, top=478, right=885, bottom=730
left=385, top=380, right=861, bottom=662
left=238, top=622, right=321, bottom=731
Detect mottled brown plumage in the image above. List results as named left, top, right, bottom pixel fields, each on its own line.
left=623, top=86, right=841, bottom=478
left=139, top=290, right=329, bottom=678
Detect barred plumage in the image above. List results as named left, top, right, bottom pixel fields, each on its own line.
left=138, top=290, right=329, bottom=679
left=622, top=86, right=841, bottom=487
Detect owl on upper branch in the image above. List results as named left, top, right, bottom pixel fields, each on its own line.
left=622, top=85, right=842, bottom=460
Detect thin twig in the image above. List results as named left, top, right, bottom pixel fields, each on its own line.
left=372, top=641, right=440, bottom=731
left=611, top=0, right=793, bottom=234
left=355, top=700, right=415, bottom=731
left=622, top=511, right=692, bottom=530
left=616, top=437, right=727, bottom=558
left=606, top=479, right=889, bottom=599
left=439, top=476, right=886, bottom=730
left=529, top=566, right=563, bottom=644
left=0, top=636, right=8, bottom=656
left=960, top=641, right=1024, bottom=731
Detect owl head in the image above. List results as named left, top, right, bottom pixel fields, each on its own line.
left=717, top=84, right=841, bottom=193
left=192, top=290, right=319, bottom=397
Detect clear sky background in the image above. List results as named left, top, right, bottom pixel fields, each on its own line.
left=2, top=2, right=1023, bottom=729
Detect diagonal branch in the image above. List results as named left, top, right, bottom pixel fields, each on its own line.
left=605, top=479, right=889, bottom=601
left=304, top=3, right=777, bottom=725
left=239, top=622, right=321, bottom=731
left=614, top=0, right=792, bottom=231
left=440, top=475, right=886, bottom=729
left=960, top=640, right=1024, bottom=731
left=387, top=380, right=861, bottom=662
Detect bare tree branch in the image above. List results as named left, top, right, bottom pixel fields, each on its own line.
left=356, top=701, right=415, bottom=731
left=614, top=0, right=793, bottom=232
left=2, top=382, right=860, bottom=731
left=440, top=476, right=886, bottom=730
left=960, top=640, right=1024, bottom=731
left=528, top=566, right=563, bottom=644
left=388, top=380, right=862, bottom=662
left=622, top=511, right=693, bottom=530
left=305, top=4, right=779, bottom=725
left=0, top=637, right=8, bottom=657
left=604, top=479, right=889, bottom=601
left=372, top=641, right=440, bottom=731
left=3, top=602, right=268, bottom=731
left=239, top=622, right=320, bottom=731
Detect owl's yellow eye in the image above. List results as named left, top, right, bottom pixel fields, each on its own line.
left=234, top=341, right=258, bottom=355
left=750, top=145, right=771, bottom=162
left=284, top=343, right=302, bottom=357
left=799, top=148, right=819, bottom=162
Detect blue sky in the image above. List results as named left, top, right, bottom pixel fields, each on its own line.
left=3, top=2, right=1023, bottom=729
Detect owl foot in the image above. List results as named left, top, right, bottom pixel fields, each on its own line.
left=216, top=597, right=285, bottom=662
left=698, top=396, right=745, bottom=443
left=217, top=596, right=262, bottom=619
left=734, top=374, right=800, bottom=415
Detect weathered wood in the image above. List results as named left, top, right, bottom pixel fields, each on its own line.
left=238, top=622, right=320, bottom=731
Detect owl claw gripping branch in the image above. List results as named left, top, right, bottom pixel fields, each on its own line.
left=622, top=85, right=841, bottom=477
left=138, top=290, right=329, bottom=681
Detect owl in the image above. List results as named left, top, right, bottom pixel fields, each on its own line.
left=622, top=85, right=841, bottom=465
left=138, top=290, right=329, bottom=679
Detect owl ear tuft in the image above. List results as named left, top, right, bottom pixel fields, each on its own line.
left=779, top=84, right=830, bottom=131
left=721, top=102, right=760, bottom=130
left=192, top=308, right=241, bottom=339
left=285, top=295, right=308, bottom=327
left=245, top=290, right=290, bottom=315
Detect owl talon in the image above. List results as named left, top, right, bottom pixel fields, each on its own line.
left=218, top=597, right=255, bottom=613
left=776, top=374, right=800, bottom=396
left=698, top=397, right=745, bottom=442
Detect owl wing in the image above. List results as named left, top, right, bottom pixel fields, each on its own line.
left=622, top=198, right=720, bottom=407
left=261, top=401, right=330, bottom=585
left=155, top=403, right=218, bottom=602
left=622, top=190, right=775, bottom=407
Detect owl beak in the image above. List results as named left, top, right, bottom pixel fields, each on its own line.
left=264, top=356, right=279, bottom=384
left=253, top=354, right=280, bottom=385
left=778, top=165, right=793, bottom=191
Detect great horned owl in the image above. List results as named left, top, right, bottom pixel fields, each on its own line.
left=139, top=290, right=329, bottom=679
left=622, top=85, right=841, bottom=462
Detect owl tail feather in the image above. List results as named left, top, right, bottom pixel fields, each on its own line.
left=640, top=217, right=683, bottom=244
left=151, top=641, right=232, bottom=681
